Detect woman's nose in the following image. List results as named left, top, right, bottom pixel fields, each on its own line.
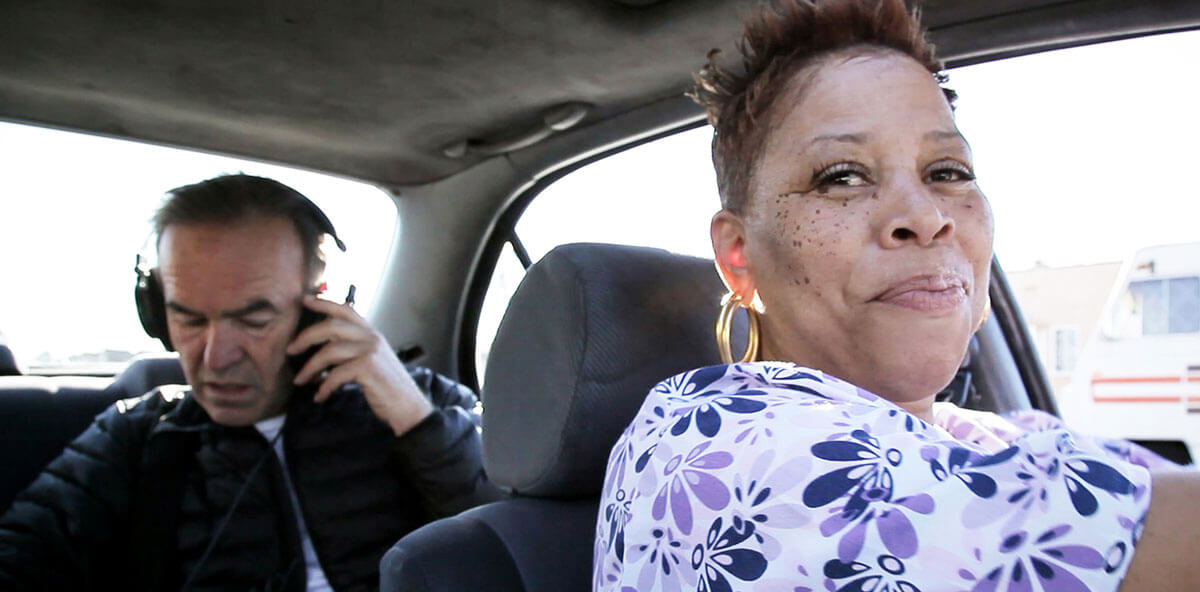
left=202, top=322, right=245, bottom=370
left=877, top=176, right=954, bottom=248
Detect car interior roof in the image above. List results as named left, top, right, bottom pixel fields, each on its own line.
left=3, top=0, right=1198, bottom=189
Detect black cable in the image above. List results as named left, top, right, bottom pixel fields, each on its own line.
left=265, top=556, right=301, bottom=592
left=180, top=428, right=285, bottom=592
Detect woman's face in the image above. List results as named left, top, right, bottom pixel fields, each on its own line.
left=712, top=51, right=993, bottom=413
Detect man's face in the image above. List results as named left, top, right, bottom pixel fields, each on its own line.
left=158, top=216, right=306, bottom=426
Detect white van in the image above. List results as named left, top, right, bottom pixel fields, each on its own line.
left=1060, top=242, right=1200, bottom=463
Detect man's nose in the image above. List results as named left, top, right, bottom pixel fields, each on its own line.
left=202, top=322, right=245, bottom=370
left=877, top=175, right=954, bottom=248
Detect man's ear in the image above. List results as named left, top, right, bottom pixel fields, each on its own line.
left=711, top=209, right=755, bottom=298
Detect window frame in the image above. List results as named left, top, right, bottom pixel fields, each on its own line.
left=457, top=120, right=708, bottom=391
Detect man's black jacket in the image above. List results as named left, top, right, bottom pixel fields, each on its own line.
left=0, top=367, right=499, bottom=591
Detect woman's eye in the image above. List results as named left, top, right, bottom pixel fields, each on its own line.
left=824, top=171, right=865, bottom=185
left=812, top=163, right=870, bottom=192
left=926, top=162, right=975, bottom=183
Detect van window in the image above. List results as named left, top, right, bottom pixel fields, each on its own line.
left=0, top=121, right=396, bottom=375
left=1116, top=277, right=1200, bottom=337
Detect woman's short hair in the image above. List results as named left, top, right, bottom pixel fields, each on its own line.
left=692, top=0, right=954, bottom=213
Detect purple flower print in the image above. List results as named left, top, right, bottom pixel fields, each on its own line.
left=818, top=494, right=934, bottom=561
left=654, top=365, right=730, bottom=398
left=594, top=540, right=626, bottom=592
left=803, top=430, right=934, bottom=561
left=627, top=527, right=696, bottom=592
left=603, top=433, right=635, bottom=499
left=823, top=554, right=921, bottom=592
left=1052, top=433, right=1138, bottom=516
left=803, top=430, right=900, bottom=513
left=728, top=399, right=799, bottom=446
left=971, top=524, right=1109, bottom=592
left=650, top=441, right=733, bottom=535
left=738, top=363, right=827, bottom=391
left=690, top=516, right=768, bottom=592
left=727, top=449, right=813, bottom=559
left=971, top=440, right=1137, bottom=525
left=925, top=444, right=1018, bottom=498
left=668, top=390, right=769, bottom=438
left=1060, top=458, right=1136, bottom=517
left=653, top=366, right=771, bottom=438
left=603, top=486, right=632, bottom=559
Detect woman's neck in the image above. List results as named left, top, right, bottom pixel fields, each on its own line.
left=896, top=400, right=934, bottom=424
left=759, top=336, right=938, bottom=423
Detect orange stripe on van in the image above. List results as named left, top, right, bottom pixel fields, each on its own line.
left=1091, top=376, right=1183, bottom=385
left=1092, top=395, right=1183, bottom=403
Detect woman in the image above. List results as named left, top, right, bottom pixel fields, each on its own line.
left=593, top=1, right=1197, bottom=591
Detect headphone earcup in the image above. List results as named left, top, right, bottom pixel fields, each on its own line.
left=135, top=267, right=173, bottom=351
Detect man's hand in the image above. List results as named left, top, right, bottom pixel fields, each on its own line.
left=286, top=295, right=434, bottom=437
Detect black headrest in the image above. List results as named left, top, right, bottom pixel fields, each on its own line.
left=482, top=243, right=744, bottom=498
left=0, top=345, right=18, bottom=376
left=106, top=354, right=185, bottom=399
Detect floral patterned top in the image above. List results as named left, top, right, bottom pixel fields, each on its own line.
left=593, top=362, right=1174, bottom=592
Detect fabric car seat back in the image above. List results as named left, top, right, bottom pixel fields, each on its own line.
left=0, top=355, right=185, bottom=511
left=383, top=243, right=748, bottom=591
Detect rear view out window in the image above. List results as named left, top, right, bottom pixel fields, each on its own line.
left=0, top=121, right=396, bottom=375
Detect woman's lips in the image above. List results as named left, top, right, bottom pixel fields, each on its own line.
left=872, top=274, right=968, bottom=313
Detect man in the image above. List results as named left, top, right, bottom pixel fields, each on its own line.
left=0, top=174, right=498, bottom=591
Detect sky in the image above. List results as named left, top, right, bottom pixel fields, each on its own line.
left=2, top=29, right=1199, bottom=368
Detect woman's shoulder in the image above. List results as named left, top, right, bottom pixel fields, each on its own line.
left=648, top=361, right=883, bottom=406
left=633, top=361, right=919, bottom=437
left=597, top=364, right=1158, bottom=592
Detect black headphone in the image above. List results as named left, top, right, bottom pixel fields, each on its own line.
left=134, top=191, right=345, bottom=352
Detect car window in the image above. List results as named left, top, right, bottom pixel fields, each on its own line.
left=475, top=31, right=1200, bottom=459
left=0, top=121, right=396, bottom=375
left=515, top=127, right=720, bottom=262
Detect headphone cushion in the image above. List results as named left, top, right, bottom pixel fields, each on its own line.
left=135, top=268, right=173, bottom=351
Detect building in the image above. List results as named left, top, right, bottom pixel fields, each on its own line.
left=1006, top=261, right=1121, bottom=394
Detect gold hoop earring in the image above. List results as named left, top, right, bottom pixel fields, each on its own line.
left=977, top=292, right=992, bottom=330
left=715, top=292, right=760, bottom=364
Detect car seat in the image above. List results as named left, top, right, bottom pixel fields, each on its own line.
left=0, top=344, right=19, bottom=376
left=381, top=243, right=747, bottom=592
left=0, top=354, right=184, bottom=511
left=103, top=353, right=185, bottom=399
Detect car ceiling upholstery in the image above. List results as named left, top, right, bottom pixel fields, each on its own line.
left=1, top=0, right=1198, bottom=188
